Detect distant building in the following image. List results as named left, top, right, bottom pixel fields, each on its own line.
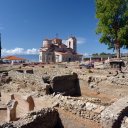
left=3, top=56, right=27, bottom=64
left=84, top=54, right=115, bottom=63
left=39, top=36, right=82, bottom=63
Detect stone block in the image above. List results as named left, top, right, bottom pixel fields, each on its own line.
left=23, top=95, right=35, bottom=111
left=25, top=69, right=34, bottom=74
left=7, top=100, right=18, bottom=122
left=101, top=96, right=128, bottom=128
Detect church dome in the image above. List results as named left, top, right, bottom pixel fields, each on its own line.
left=52, top=38, right=62, bottom=45
left=43, top=39, right=52, bottom=48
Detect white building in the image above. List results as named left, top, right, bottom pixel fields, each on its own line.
left=39, top=36, right=82, bottom=63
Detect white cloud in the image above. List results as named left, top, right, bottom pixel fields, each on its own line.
left=83, top=52, right=92, bottom=57
left=77, top=37, right=86, bottom=44
left=26, top=48, right=38, bottom=54
left=2, top=48, right=39, bottom=55
left=84, top=53, right=89, bottom=56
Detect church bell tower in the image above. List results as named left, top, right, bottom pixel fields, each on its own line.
left=67, top=36, right=77, bottom=53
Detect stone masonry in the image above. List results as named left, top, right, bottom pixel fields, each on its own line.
left=101, top=96, right=128, bottom=128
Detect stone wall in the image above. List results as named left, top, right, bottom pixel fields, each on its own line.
left=50, top=73, right=81, bottom=96
left=94, top=62, right=105, bottom=69
left=101, top=96, right=128, bottom=128
left=9, top=69, right=81, bottom=96
left=0, top=108, right=61, bottom=128
left=1, top=92, right=107, bottom=124
left=0, top=72, right=12, bottom=86
left=40, top=94, right=106, bottom=123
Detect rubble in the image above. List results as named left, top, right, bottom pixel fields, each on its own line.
left=0, top=63, right=128, bottom=127
left=0, top=108, right=60, bottom=128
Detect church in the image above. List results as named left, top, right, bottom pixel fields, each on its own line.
left=39, top=36, right=83, bottom=63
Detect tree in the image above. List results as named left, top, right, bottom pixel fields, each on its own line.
left=100, top=52, right=107, bottom=55
left=92, top=53, right=99, bottom=57
left=96, top=0, right=128, bottom=58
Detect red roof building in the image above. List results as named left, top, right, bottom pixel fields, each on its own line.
left=3, top=56, right=27, bottom=64
left=39, top=36, right=83, bottom=63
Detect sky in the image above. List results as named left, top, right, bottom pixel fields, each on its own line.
left=0, top=0, right=126, bottom=56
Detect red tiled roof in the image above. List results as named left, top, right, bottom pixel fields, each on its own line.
left=55, top=51, right=73, bottom=55
left=3, top=56, right=26, bottom=60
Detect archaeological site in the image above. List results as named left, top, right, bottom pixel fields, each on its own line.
left=1, top=62, right=128, bottom=128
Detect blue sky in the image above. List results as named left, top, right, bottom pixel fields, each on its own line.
left=0, top=0, right=124, bottom=56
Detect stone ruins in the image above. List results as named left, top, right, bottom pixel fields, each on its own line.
left=0, top=62, right=128, bottom=128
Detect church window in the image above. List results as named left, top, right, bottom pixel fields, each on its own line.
left=69, top=41, right=71, bottom=48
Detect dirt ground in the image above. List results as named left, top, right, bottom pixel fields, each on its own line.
left=57, top=108, right=101, bottom=128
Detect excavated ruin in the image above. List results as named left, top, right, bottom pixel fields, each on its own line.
left=1, top=63, right=128, bottom=128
